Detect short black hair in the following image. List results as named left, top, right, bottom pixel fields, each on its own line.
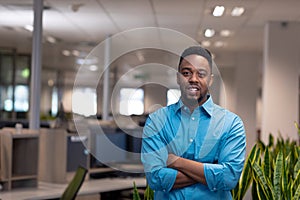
left=178, top=46, right=212, bottom=71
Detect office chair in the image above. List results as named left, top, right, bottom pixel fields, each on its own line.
left=60, top=166, right=87, bottom=200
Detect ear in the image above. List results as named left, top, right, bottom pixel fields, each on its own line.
left=176, top=72, right=181, bottom=85
left=208, top=74, right=214, bottom=87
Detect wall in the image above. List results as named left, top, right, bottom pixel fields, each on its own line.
left=262, top=21, right=300, bottom=142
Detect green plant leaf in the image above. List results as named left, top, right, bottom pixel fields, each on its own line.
left=293, top=183, right=300, bottom=200
left=264, top=147, right=271, bottom=180
left=255, top=176, right=269, bottom=200
left=274, top=149, right=283, bottom=200
left=294, top=157, right=300, bottom=179
left=252, top=162, right=274, bottom=199
left=282, top=153, right=289, bottom=200
left=144, top=185, right=154, bottom=200
left=236, top=144, right=260, bottom=200
left=292, top=170, right=300, bottom=194
left=268, top=134, right=274, bottom=148
left=251, top=179, right=259, bottom=200
left=294, top=121, right=300, bottom=138
left=133, top=181, right=141, bottom=200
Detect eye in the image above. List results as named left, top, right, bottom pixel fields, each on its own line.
left=198, top=71, right=208, bottom=78
left=181, top=71, right=192, bottom=77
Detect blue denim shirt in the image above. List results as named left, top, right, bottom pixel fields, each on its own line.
left=141, top=97, right=246, bottom=199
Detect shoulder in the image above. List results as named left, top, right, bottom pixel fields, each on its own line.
left=213, top=104, right=244, bottom=131
left=143, top=105, right=174, bottom=137
left=215, top=104, right=242, bottom=120
left=148, top=103, right=176, bottom=121
left=145, top=104, right=177, bottom=128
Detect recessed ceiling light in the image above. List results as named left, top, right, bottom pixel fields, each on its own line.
left=204, top=29, right=215, bottom=37
left=72, top=50, right=80, bottom=57
left=201, top=40, right=211, bottom=47
left=62, top=50, right=71, bottom=56
left=89, top=65, right=98, bottom=71
left=24, top=25, right=33, bottom=32
left=46, top=36, right=56, bottom=43
left=214, top=41, right=225, bottom=48
left=231, top=7, right=245, bottom=17
left=220, top=30, right=231, bottom=37
left=212, top=6, right=225, bottom=17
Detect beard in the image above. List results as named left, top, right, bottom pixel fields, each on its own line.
left=181, top=89, right=208, bottom=108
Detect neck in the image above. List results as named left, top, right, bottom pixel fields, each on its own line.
left=182, top=95, right=208, bottom=113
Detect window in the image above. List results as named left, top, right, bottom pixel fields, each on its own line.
left=119, top=88, right=144, bottom=115
left=167, top=89, right=181, bottom=106
left=3, top=85, right=29, bottom=112
left=51, top=87, right=58, bottom=117
left=72, top=88, right=97, bottom=117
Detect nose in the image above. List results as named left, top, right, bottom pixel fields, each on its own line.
left=189, top=72, right=199, bottom=83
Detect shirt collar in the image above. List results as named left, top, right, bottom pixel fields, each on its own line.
left=174, top=95, right=214, bottom=116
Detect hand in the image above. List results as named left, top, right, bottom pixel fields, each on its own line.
left=167, top=154, right=180, bottom=168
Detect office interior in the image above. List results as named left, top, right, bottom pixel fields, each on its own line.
left=0, top=0, right=299, bottom=199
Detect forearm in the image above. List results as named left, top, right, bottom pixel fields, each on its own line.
left=172, top=170, right=197, bottom=189
left=170, top=156, right=207, bottom=185
left=168, top=154, right=207, bottom=185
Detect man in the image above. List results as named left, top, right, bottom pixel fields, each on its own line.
left=141, top=46, right=246, bottom=199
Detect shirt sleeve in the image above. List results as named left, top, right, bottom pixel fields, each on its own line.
left=204, top=115, right=246, bottom=191
left=141, top=115, right=178, bottom=192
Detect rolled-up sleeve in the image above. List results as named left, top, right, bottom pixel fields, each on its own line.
left=141, top=114, right=177, bottom=192
left=204, top=116, right=246, bottom=191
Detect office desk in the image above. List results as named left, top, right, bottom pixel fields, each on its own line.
left=0, top=177, right=146, bottom=200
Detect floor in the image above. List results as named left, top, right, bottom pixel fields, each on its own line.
left=0, top=177, right=146, bottom=200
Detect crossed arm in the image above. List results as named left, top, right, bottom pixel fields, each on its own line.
left=167, top=154, right=207, bottom=189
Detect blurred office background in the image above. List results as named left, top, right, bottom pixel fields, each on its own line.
left=0, top=0, right=299, bottom=156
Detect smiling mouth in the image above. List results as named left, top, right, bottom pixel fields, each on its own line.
left=187, top=86, right=200, bottom=92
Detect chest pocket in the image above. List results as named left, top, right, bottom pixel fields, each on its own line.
left=195, top=107, right=225, bottom=163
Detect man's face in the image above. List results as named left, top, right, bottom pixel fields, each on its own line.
left=177, top=54, right=213, bottom=107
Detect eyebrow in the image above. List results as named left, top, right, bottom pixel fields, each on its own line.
left=180, top=66, right=208, bottom=72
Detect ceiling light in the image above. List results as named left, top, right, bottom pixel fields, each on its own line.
left=212, top=6, right=225, bottom=17
left=46, top=36, right=56, bottom=43
left=204, top=29, right=215, bottom=38
left=201, top=40, right=211, bottom=47
left=89, top=65, right=98, bottom=71
left=220, top=30, right=231, bottom=37
left=214, top=41, right=225, bottom=48
left=231, top=7, right=245, bottom=17
left=24, top=25, right=33, bottom=32
left=62, top=50, right=71, bottom=56
left=72, top=50, right=80, bottom=57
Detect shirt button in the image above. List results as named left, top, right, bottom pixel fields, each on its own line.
left=191, top=117, right=195, bottom=120
left=213, top=187, right=217, bottom=191
left=189, top=138, right=193, bottom=143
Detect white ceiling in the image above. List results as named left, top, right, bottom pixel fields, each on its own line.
left=1, top=0, right=300, bottom=84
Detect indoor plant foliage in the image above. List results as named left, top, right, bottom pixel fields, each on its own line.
left=133, top=182, right=154, bottom=200
left=232, top=123, right=300, bottom=200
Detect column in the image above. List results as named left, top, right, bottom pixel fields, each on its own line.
left=102, top=36, right=111, bottom=120
left=29, top=0, right=43, bottom=130
left=261, top=21, right=300, bottom=142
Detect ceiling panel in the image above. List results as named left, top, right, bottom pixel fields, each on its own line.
left=0, top=0, right=300, bottom=76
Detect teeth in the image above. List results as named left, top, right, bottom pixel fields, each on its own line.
left=189, top=88, right=198, bottom=91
